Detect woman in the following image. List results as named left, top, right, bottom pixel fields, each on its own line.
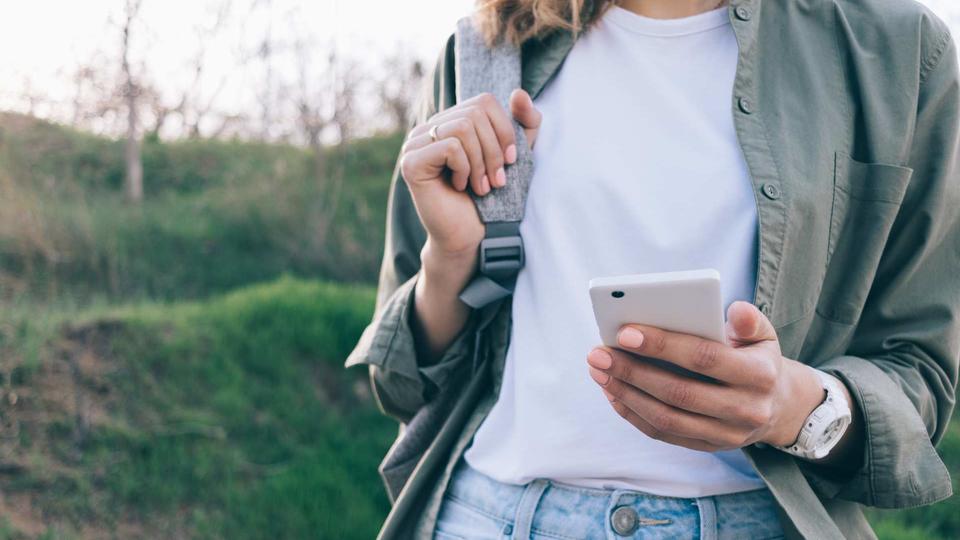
left=347, top=0, right=959, bottom=538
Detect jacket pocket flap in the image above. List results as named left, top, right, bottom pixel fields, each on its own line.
left=834, top=152, right=913, bottom=204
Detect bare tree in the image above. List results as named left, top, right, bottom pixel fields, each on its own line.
left=139, top=1, right=234, bottom=140
left=330, top=53, right=362, bottom=144
left=121, top=0, right=144, bottom=203
left=293, top=41, right=332, bottom=182
left=70, top=65, right=100, bottom=128
left=17, top=78, right=44, bottom=118
left=288, top=32, right=363, bottom=251
left=255, top=0, right=276, bottom=141
left=180, top=1, right=235, bottom=138
left=378, top=52, right=424, bottom=133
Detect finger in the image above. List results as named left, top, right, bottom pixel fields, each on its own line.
left=402, top=137, right=471, bottom=191
left=475, top=108, right=516, bottom=188
left=509, top=88, right=541, bottom=128
left=440, top=117, right=488, bottom=195
left=509, top=88, right=542, bottom=147
left=407, top=121, right=431, bottom=139
left=405, top=117, right=488, bottom=194
left=426, top=106, right=503, bottom=192
left=463, top=106, right=506, bottom=189
left=596, top=384, right=724, bottom=452
left=472, top=92, right=516, bottom=162
left=591, top=368, right=749, bottom=450
left=725, top=301, right=777, bottom=346
left=612, top=404, right=722, bottom=452
left=440, top=138, right=471, bottom=192
left=592, top=347, right=751, bottom=422
left=430, top=94, right=516, bottom=159
left=400, top=131, right=436, bottom=155
left=615, top=324, right=759, bottom=385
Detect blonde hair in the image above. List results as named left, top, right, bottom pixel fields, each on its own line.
left=475, top=0, right=616, bottom=46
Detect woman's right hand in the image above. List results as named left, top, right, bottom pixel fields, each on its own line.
left=399, top=89, right=542, bottom=259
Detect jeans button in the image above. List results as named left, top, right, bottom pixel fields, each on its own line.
left=611, top=506, right=639, bottom=536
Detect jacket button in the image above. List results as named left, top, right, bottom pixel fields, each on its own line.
left=758, top=302, right=772, bottom=317
left=611, top=506, right=640, bottom=536
left=735, top=6, right=753, bottom=21
left=761, top=183, right=781, bottom=200
left=738, top=97, right=753, bottom=114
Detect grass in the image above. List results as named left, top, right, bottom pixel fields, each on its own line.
left=0, top=112, right=398, bottom=303
left=1, top=277, right=397, bottom=538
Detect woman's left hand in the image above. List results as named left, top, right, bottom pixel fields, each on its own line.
left=586, top=301, right=826, bottom=452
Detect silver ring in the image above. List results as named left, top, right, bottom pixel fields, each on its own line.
left=429, top=124, right=440, bottom=142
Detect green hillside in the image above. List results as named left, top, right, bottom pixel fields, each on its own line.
left=0, top=112, right=399, bottom=302
left=0, top=278, right=395, bottom=538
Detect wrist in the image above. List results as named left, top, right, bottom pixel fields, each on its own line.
left=765, top=360, right=826, bottom=447
left=420, top=238, right=478, bottom=298
left=411, top=240, right=477, bottom=362
left=766, top=365, right=855, bottom=462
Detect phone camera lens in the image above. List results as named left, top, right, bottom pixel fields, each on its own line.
left=611, top=291, right=625, bottom=298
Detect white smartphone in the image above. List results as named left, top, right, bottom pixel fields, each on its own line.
left=588, top=268, right=726, bottom=349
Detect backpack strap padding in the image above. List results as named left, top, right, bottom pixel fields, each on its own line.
left=454, top=16, right=534, bottom=309
left=454, top=16, right=534, bottom=222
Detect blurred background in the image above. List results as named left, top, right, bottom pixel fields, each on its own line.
left=0, top=0, right=956, bottom=538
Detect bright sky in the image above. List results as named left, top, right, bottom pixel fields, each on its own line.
left=0, top=0, right=475, bottom=133
left=0, top=0, right=956, bottom=136
left=0, top=0, right=474, bottom=85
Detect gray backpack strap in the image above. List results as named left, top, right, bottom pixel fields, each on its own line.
left=454, top=16, right=534, bottom=309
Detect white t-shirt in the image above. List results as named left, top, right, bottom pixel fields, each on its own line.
left=463, top=5, right=766, bottom=497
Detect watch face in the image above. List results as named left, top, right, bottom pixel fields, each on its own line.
left=823, top=418, right=844, bottom=441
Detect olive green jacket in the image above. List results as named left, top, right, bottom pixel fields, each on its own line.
left=346, top=0, right=960, bottom=538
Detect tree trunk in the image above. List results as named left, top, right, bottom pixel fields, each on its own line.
left=125, top=85, right=143, bottom=203
left=122, top=0, right=143, bottom=203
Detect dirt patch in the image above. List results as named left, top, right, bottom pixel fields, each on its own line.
left=0, top=318, right=156, bottom=538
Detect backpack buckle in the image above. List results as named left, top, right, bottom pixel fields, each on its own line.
left=458, top=221, right=525, bottom=309
left=479, top=234, right=524, bottom=280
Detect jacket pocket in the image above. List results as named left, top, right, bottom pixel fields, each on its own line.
left=818, top=152, right=913, bottom=324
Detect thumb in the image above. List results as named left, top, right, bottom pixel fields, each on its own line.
left=725, top=301, right=778, bottom=346
left=509, top=89, right=541, bottom=147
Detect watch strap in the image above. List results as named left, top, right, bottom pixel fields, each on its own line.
left=781, top=370, right=852, bottom=460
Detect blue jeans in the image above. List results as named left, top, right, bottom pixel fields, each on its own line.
left=435, top=459, right=785, bottom=540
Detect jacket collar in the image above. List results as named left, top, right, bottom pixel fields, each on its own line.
left=521, top=28, right=577, bottom=100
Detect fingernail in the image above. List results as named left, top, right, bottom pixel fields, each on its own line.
left=589, top=366, right=611, bottom=386
left=481, top=174, right=489, bottom=188
left=618, top=327, right=644, bottom=349
left=496, top=167, right=506, bottom=186
left=505, top=144, right=517, bottom=164
left=601, top=388, right=616, bottom=402
left=587, top=349, right=613, bottom=370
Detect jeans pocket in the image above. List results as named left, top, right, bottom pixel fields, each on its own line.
left=435, top=495, right=510, bottom=540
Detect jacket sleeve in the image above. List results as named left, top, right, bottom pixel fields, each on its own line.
left=800, top=25, right=959, bottom=508
left=344, top=33, right=478, bottom=424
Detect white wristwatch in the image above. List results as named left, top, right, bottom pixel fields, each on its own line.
left=779, top=370, right=852, bottom=460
